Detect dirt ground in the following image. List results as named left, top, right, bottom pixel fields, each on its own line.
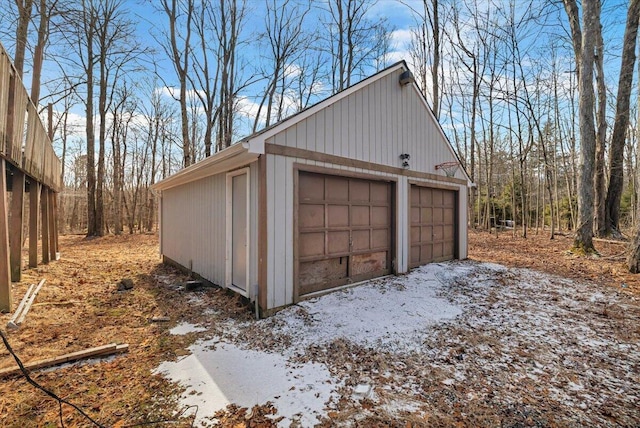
left=0, top=229, right=638, bottom=427
left=468, top=228, right=640, bottom=295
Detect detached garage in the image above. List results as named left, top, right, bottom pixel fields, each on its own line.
left=153, top=61, right=471, bottom=316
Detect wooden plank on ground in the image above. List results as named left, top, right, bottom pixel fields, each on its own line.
left=6, top=283, right=34, bottom=329
left=0, top=343, right=129, bottom=378
left=0, top=159, right=12, bottom=312
left=14, top=278, right=45, bottom=325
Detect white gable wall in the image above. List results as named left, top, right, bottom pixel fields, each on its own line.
left=266, top=68, right=465, bottom=179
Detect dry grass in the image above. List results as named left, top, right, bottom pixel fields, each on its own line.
left=0, top=233, right=252, bottom=427
left=468, top=228, right=640, bottom=295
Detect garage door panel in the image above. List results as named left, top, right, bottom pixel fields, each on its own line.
left=328, top=204, right=349, bottom=227
left=420, top=188, right=432, bottom=205
left=421, top=244, right=433, bottom=261
left=351, top=205, right=370, bottom=226
left=352, top=230, right=370, bottom=251
left=443, top=191, right=455, bottom=206
left=443, top=241, right=455, bottom=257
left=299, top=204, right=324, bottom=228
left=327, top=231, right=350, bottom=254
left=299, top=173, right=324, bottom=201
left=371, top=206, right=388, bottom=226
left=421, top=207, right=432, bottom=223
left=326, top=176, right=349, bottom=200
left=433, top=225, right=444, bottom=240
left=411, top=206, right=420, bottom=223
left=299, top=232, right=325, bottom=258
left=444, top=225, right=455, bottom=240
left=444, top=208, right=455, bottom=224
left=350, top=180, right=370, bottom=202
left=372, top=228, right=389, bottom=248
left=433, top=243, right=444, bottom=259
left=433, top=208, right=443, bottom=223
left=410, top=246, right=420, bottom=263
left=299, top=258, right=347, bottom=290
left=410, top=184, right=457, bottom=268
left=352, top=251, right=387, bottom=275
left=411, top=186, right=420, bottom=203
left=420, top=226, right=432, bottom=242
left=370, top=182, right=389, bottom=202
left=411, top=226, right=420, bottom=244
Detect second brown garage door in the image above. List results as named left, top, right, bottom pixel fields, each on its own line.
left=297, top=171, right=393, bottom=296
left=410, top=185, right=457, bottom=267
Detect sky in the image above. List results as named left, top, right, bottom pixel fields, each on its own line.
left=1, top=0, right=633, bottom=170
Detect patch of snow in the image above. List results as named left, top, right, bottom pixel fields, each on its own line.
left=262, top=268, right=462, bottom=353
left=154, top=341, right=340, bottom=427
left=169, top=322, right=207, bottom=335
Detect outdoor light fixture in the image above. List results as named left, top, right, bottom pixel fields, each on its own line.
left=399, top=153, right=410, bottom=169
left=399, top=70, right=415, bottom=86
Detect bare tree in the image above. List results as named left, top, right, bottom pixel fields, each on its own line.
left=605, top=0, right=640, bottom=236
left=563, top=0, right=598, bottom=253
left=159, top=0, right=194, bottom=167
left=252, top=0, right=311, bottom=132
left=213, top=0, right=248, bottom=151
left=405, top=0, right=443, bottom=118
left=323, top=0, right=390, bottom=93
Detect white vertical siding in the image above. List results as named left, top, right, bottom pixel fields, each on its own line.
left=162, top=174, right=227, bottom=285
left=267, top=69, right=465, bottom=180
left=161, top=162, right=260, bottom=290
left=458, top=187, right=468, bottom=259
left=396, top=177, right=409, bottom=274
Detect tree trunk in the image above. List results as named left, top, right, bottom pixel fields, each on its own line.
left=627, top=222, right=640, bottom=272
left=605, top=0, right=640, bottom=235
left=13, top=0, right=34, bottom=78
left=85, top=4, right=97, bottom=237
left=572, top=0, right=598, bottom=254
left=593, top=12, right=607, bottom=237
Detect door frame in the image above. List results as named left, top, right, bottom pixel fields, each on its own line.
left=225, top=167, right=251, bottom=297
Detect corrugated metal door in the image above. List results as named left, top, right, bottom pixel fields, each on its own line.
left=410, top=185, right=457, bottom=267
left=297, top=171, right=392, bottom=296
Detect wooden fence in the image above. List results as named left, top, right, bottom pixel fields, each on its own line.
left=0, top=41, right=62, bottom=312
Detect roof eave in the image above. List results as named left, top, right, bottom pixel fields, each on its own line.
left=152, top=142, right=259, bottom=191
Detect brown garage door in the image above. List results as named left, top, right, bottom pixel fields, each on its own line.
left=410, top=185, right=456, bottom=267
left=297, top=171, right=392, bottom=296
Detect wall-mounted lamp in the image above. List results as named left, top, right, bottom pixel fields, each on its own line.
left=399, top=70, right=415, bottom=86
left=399, top=153, right=411, bottom=169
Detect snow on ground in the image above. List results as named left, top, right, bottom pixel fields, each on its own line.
left=155, top=261, right=640, bottom=427
left=154, top=342, right=339, bottom=426
left=169, top=322, right=207, bottom=335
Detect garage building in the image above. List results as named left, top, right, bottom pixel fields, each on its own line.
left=153, top=61, right=471, bottom=316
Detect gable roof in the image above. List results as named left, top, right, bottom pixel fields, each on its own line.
left=153, top=61, right=471, bottom=192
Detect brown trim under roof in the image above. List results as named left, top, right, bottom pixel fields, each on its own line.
left=265, top=143, right=467, bottom=186
left=294, top=163, right=398, bottom=183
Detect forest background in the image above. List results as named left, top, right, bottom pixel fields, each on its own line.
left=1, top=0, right=637, bottom=257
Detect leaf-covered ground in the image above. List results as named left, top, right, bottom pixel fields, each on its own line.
left=0, top=229, right=638, bottom=427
